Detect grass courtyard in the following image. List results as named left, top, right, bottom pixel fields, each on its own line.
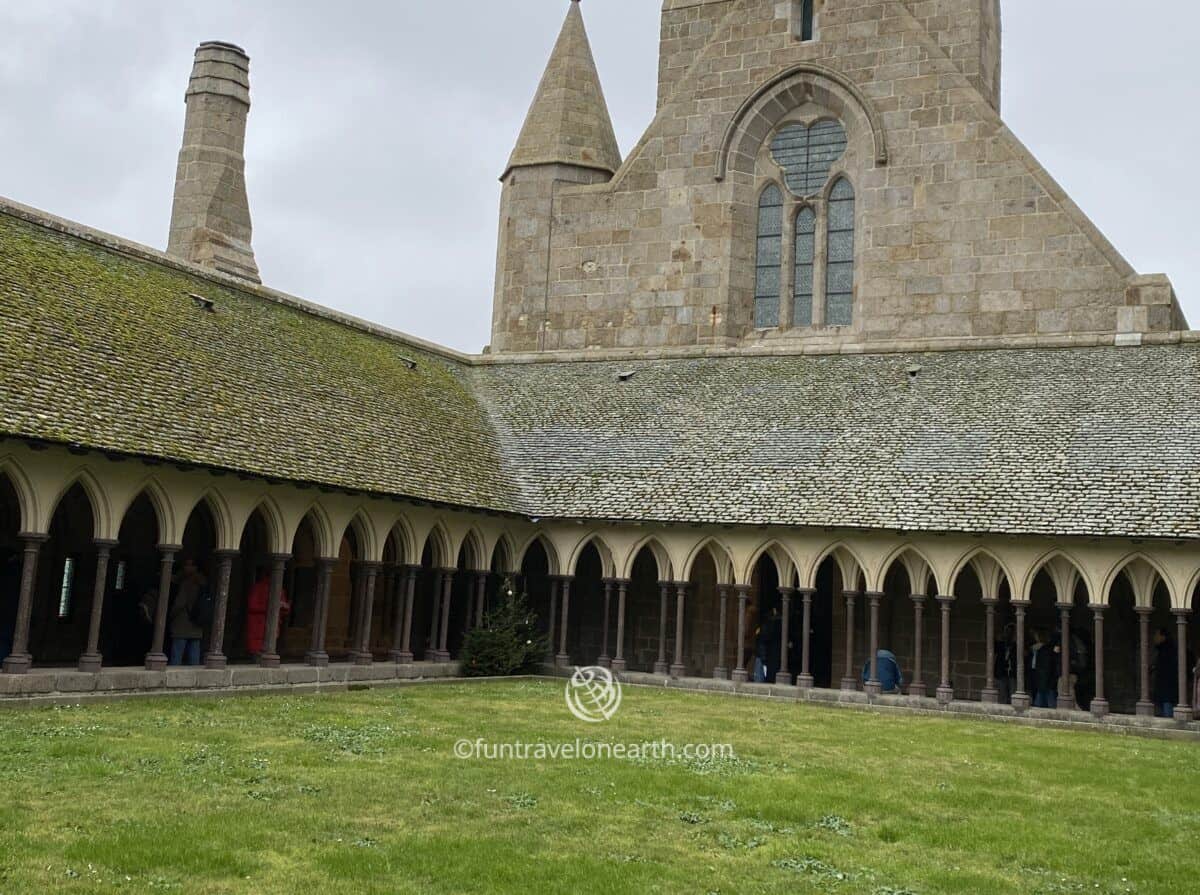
left=0, top=680, right=1195, bottom=894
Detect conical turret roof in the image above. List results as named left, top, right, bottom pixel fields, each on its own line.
left=503, top=1, right=621, bottom=179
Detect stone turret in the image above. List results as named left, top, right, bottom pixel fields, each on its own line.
left=167, top=41, right=260, bottom=283
left=492, top=0, right=622, bottom=354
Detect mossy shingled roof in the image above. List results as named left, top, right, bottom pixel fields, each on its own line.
left=4, top=207, right=1200, bottom=540
left=471, top=347, right=1200, bottom=539
left=0, top=211, right=521, bottom=513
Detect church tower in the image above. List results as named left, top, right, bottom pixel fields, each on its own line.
left=491, top=0, right=621, bottom=354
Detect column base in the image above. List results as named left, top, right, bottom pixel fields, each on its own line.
left=1090, top=698, right=1110, bottom=719
left=598, top=655, right=612, bottom=669
left=77, top=653, right=103, bottom=674
left=713, top=667, right=729, bottom=681
left=144, top=653, right=167, bottom=672
left=2, top=653, right=31, bottom=674
left=864, top=680, right=881, bottom=697
left=555, top=654, right=572, bottom=669
left=389, top=651, right=413, bottom=665
left=257, top=653, right=281, bottom=669
left=776, top=672, right=793, bottom=687
left=731, top=668, right=748, bottom=683
left=611, top=657, right=627, bottom=673
left=980, top=688, right=999, bottom=704
left=305, top=651, right=329, bottom=668
left=1136, top=701, right=1154, bottom=717
left=840, top=677, right=857, bottom=692
left=1054, top=693, right=1074, bottom=711
left=204, top=653, right=228, bottom=670
left=936, top=686, right=954, bottom=705
left=433, top=651, right=451, bottom=664
left=1174, top=706, right=1195, bottom=724
left=797, top=673, right=814, bottom=690
left=670, top=663, right=685, bottom=678
left=653, top=661, right=669, bottom=676
left=907, top=681, right=926, bottom=698
left=352, top=652, right=374, bottom=667
left=1011, top=692, right=1031, bottom=712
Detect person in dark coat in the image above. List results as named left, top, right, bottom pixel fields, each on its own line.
left=758, top=605, right=783, bottom=683
left=995, top=622, right=1017, bottom=704
left=0, top=549, right=20, bottom=662
left=1152, top=627, right=1179, bottom=718
left=1030, top=629, right=1059, bottom=708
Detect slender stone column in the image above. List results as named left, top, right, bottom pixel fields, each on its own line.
left=145, top=545, right=181, bottom=671
left=840, top=590, right=858, bottom=691
left=732, top=586, right=749, bottom=683
left=1056, top=601, right=1073, bottom=710
left=1135, top=606, right=1153, bottom=716
left=981, top=597, right=999, bottom=703
left=426, top=569, right=442, bottom=661
left=798, top=588, right=815, bottom=689
left=936, top=595, right=954, bottom=705
left=908, top=594, right=926, bottom=697
left=436, top=567, right=454, bottom=663
left=258, top=553, right=290, bottom=668
left=1089, top=603, right=1108, bottom=717
left=654, top=580, right=670, bottom=676
left=1173, top=609, right=1193, bottom=723
left=556, top=577, right=573, bottom=668
left=863, top=590, right=882, bottom=695
left=391, top=565, right=418, bottom=664
left=475, top=572, right=487, bottom=628
left=611, top=579, right=629, bottom=672
left=305, top=557, right=335, bottom=667
left=599, top=579, right=614, bottom=668
left=714, top=584, right=730, bottom=680
left=546, top=577, right=559, bottom=662
left=776, top=587, right=794, bottom=686
left=2, top=534, right=48, bottom=674
left=353, top=562, right=379, bottom=666
left=205, top=550, right=237, bottom=669
left=78, top=539, right=118, bottom=672
left=1012, top=601, right=1031, bottom=711
left=670, top=582, right=687, bottom=677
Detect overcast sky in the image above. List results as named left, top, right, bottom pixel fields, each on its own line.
left=1, top=2, right=1196, bottom=352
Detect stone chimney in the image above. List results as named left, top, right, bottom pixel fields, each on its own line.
left=167, top=41, right=260, bottom=283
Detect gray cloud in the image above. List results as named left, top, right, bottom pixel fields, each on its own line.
left=1, top=1, right=1195, bottom=352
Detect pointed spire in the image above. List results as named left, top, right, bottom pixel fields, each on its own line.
left=503, top=0, right=621, bottom=180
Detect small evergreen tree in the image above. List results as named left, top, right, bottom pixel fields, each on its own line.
left=459, top=578, right=548, bottom=677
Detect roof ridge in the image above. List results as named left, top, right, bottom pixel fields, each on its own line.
left=0, top=195, right=476, bottom=367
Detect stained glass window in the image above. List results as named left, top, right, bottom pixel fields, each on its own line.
left=58, top=557, right=76, bottom=619
left=770, top=119, right=847, bottom=197
left=825, top=178, right=855, bottom=326
left=793, top=207, right=816, bottom=327
left=755, top=184, right=784, bottom=328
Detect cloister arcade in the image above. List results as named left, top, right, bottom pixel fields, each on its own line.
left=1, top=442, right=1197, bottom=723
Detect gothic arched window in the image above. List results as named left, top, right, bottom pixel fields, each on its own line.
left=755, top=184, right=784, bottom=328
left=793, top=207, right=816, bottom=327
left=825, top=177, right=855, bottom=326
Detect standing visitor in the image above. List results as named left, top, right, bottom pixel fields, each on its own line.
left=168, top=557, right=207, bottom=666
left=1152, top=627, right=1178, bottom=718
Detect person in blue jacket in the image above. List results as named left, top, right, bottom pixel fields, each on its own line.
left=862, top=648, right=904, bottom=693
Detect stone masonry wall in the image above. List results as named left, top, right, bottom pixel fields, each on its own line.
left=491, top=0, right=1182, bottom=354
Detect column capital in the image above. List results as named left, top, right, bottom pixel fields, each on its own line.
left=1171, top=606, right=1193, bottom=619
left=1134, top=604, right=1155, bottom=616
left=17, top=532, right=50, bottom=544
left=909, top=593, right=928, bottom=604
left=270, top=552, right=293, bottom=564
left=214, top=548, right=241, bottom=560
left=935, top=594, right=956, bottom=604
left=157, top=543, right=183, bottom=555
left=841, top=589, right=859, bottom=600
left=438, top=566, right=458, bottom=575
left=93, top=538, right=120, bottom=549
left=778, top=585, right=796, bottom=596
left=1087, top=602, right=1108, bottom=613
left=1055, top=601, right=1074, bottom=612
left=614, top=577, right=631, bottom=587
left=796, top=586, right=816, bottom=597
left=980, top=596, right=999, bottom=607
left=735, top=584, right=751, bottom=597
left=864, top=590, right=883, bottom=603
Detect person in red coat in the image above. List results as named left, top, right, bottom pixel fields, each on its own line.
left=244, top=570, right=290, bottom=658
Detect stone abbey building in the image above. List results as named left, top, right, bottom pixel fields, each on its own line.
left=1, top=0, right=1198, bottom=726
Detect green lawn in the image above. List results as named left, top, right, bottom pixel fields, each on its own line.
left=0, top=680, right=1194, bottom=894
